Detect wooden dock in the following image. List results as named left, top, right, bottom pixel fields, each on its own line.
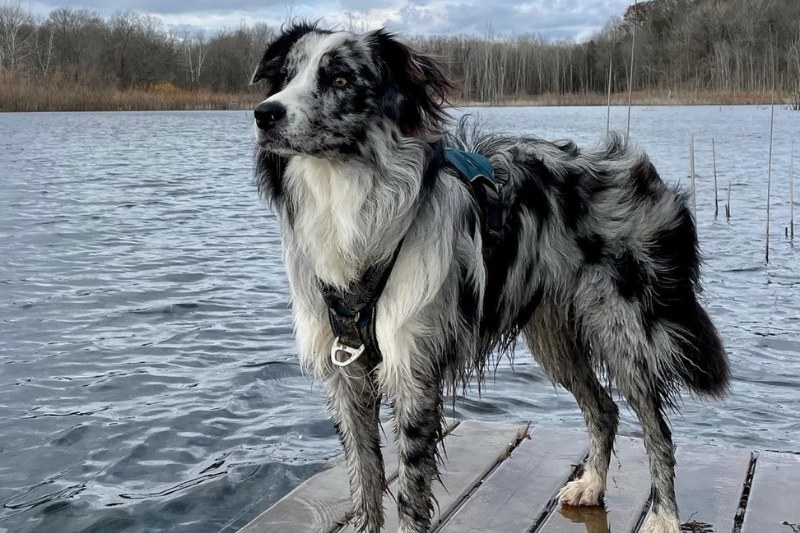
left=239, top=420, right=800, bottom=533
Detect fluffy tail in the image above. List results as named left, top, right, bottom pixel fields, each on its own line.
left=675, top=299, right=730, bottom=397
left=649, top=193, right=730, bottom=398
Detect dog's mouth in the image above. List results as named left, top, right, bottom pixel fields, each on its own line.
left=256, top=131, right=338, bottom=158
left=255, top=130, right=302, bottom=156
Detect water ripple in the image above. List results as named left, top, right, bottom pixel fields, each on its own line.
left=0, top=107, right=798, bottom=533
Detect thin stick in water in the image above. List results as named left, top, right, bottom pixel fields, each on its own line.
left=606, top=52, right=613, bottom=134
left=626, top=1, right=637, bottom=144
left=690, top=135, right=697, bottom=217
left=712, top=138, right=719, bottom=218
left=766, top=96, right=775, bottom=263
left=766, top=32, right=776, bottom=263
left=791, top=140, right=795, bottom=240
left=726, top=181, right=731, bottom=221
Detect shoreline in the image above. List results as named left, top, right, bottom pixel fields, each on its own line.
left=0, top=89, right=795, bottom=113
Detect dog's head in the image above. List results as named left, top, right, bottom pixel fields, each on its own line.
left=251, top=22, right=454, bottom=158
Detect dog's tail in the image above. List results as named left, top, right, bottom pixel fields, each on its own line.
left=673, top=298, right=730, bottom=398
left=652, top=195, right=730, bottom=398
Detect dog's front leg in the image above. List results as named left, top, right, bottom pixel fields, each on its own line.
left=324, top=367, right=386, bottom=533
left=387, top=373, right=443, bottom=533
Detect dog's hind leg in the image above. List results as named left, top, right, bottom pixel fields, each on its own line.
left=620, top=387, right=679, bottom=533
left=523, top=300, right=619, bottom=507
left=578, top=282, right=681, bottom=533
left=324, top=366, right=386, bottom=533
left=385, top=370, right=443, bottom=533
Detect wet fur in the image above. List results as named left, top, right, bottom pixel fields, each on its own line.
left=251, top=22, right=729, bottom=533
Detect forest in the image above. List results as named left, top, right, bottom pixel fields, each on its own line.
left=1, top=0, right=799, bottom=110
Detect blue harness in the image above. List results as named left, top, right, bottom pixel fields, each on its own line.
left=444, top=148, right=505, bottom=240
left=444, top=148, right=498, bottom=191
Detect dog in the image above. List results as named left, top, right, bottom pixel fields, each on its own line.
left=250, top=22, right=730, bottom=533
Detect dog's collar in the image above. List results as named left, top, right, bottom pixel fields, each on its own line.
left=319, top=142, right=445, bottom=369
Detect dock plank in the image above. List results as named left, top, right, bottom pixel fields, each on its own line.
left=238, top=419, right=459, bottom=533
left=439, top=428, right=588, bottom=533
left=741, top=451, right=800, bottom=533
left=237, top=419, right=800, bottom=533
left=674, top=443, right=751, bottom=532
left=539, top=436, right=651, bottom=533
left=340, top=420, right=525, bottom=533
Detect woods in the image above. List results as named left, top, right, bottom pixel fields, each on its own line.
left=1, top=0, right=799, bottom=110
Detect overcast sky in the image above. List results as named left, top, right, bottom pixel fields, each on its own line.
left=28, top=0, right=632, bottom=41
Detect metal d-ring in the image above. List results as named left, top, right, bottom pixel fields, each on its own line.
left=330, top=337, right=366, bottom=367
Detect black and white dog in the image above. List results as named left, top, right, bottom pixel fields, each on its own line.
left=251, top=22, right=729, bottom=533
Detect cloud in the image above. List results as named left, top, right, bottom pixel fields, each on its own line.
left=28, top=0, right=632, bottom=40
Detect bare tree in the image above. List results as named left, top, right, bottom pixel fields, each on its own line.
left=179, top=30, right=207, bottom=85
left=33, top=20, right=54, bottom=75
left=4, top=0, right=800, bottom=105
left=0, top=0, right=33, bottom=71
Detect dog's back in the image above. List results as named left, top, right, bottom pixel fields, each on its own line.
left=451, top=124, right=728, bottom=394
left=450, top=125, right=728, bottom=531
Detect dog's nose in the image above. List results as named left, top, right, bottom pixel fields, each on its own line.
left=254, top=101, right=286, bottom=130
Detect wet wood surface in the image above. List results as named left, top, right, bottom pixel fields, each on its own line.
left=238, top=420, right=795, bottom=533
left=741, top=451, right=800, bottom=533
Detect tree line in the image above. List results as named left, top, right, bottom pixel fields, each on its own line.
left=1, top=0, right=799, bottom=106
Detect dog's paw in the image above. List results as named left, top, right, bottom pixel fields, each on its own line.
left=557, top=469, right=605, bottom=506
left=641, top=508, right=681, bottom=533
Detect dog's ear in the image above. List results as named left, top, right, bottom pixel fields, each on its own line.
left=369, top=29, right=456, bottom=138
left=251, top=21, right=318, bottom=93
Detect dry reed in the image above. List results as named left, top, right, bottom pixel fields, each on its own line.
left=766, top=96, right=775, bottom=263
left=712, top=138, right=719, bottom=218
left=791, top=141, right=795, bottom=240
left=626, top=0, right=637, bottom=143
left=0, top=74, right=259, bottom=112
left=606, top=56, right=613, bottom=134
left=690, top=136, right=697, bottom=217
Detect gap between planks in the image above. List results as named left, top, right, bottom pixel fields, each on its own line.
left=239, top=420, right=793, bottom=533
left=337, top=420, right=529, bottom=533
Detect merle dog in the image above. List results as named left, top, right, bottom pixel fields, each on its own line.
left=250, top=22, right=729, bottom=533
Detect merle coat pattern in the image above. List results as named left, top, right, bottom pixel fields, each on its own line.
left=250, top=22, right=729, bottom=533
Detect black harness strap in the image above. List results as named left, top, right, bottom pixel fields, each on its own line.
left=319, top=143, right=445, bottom=368
left=319, top=239, right=404, bottom=367
left=443, top=148, right=505, bottom=244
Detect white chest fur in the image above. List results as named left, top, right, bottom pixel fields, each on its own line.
left=284, top=156, right=370, bottom=287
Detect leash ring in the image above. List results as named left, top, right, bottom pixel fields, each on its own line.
left=330, top=337, right=366, bottom=367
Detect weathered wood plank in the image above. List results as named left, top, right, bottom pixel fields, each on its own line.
left=238, top=419, right=460, bottom=533
left=439, top=428, right=588, bottom=533
left=673, top=443, right=751, bottom=532
left=339, top=420, right=526, bottom=533
left=741, top=451, right=800, bottom=533
left=539, top=436, right=651, bottom=533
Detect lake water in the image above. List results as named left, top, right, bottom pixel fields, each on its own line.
left=0, top=106, right=798, bottom=533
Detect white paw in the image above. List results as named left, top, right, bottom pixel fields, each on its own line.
left=557, top=469, right=605, bottom=506
left=641, top=508, right=681, bottom=533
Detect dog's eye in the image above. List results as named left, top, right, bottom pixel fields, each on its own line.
left=279, top=66, right=288, bottom=77
left=333, top=76, right=348, bottom=89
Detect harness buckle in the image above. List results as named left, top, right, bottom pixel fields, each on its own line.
left=330, top=337, right=366, bottom=367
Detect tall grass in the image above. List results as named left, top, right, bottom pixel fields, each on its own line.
left=458, top=90, right=791, bottom=108
left=2, top=71, right=793, bottom=112
left=0, top=73, right=259, bottom=112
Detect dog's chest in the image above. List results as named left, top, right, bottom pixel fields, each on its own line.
left=285, top=157, right=369, bottom=286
